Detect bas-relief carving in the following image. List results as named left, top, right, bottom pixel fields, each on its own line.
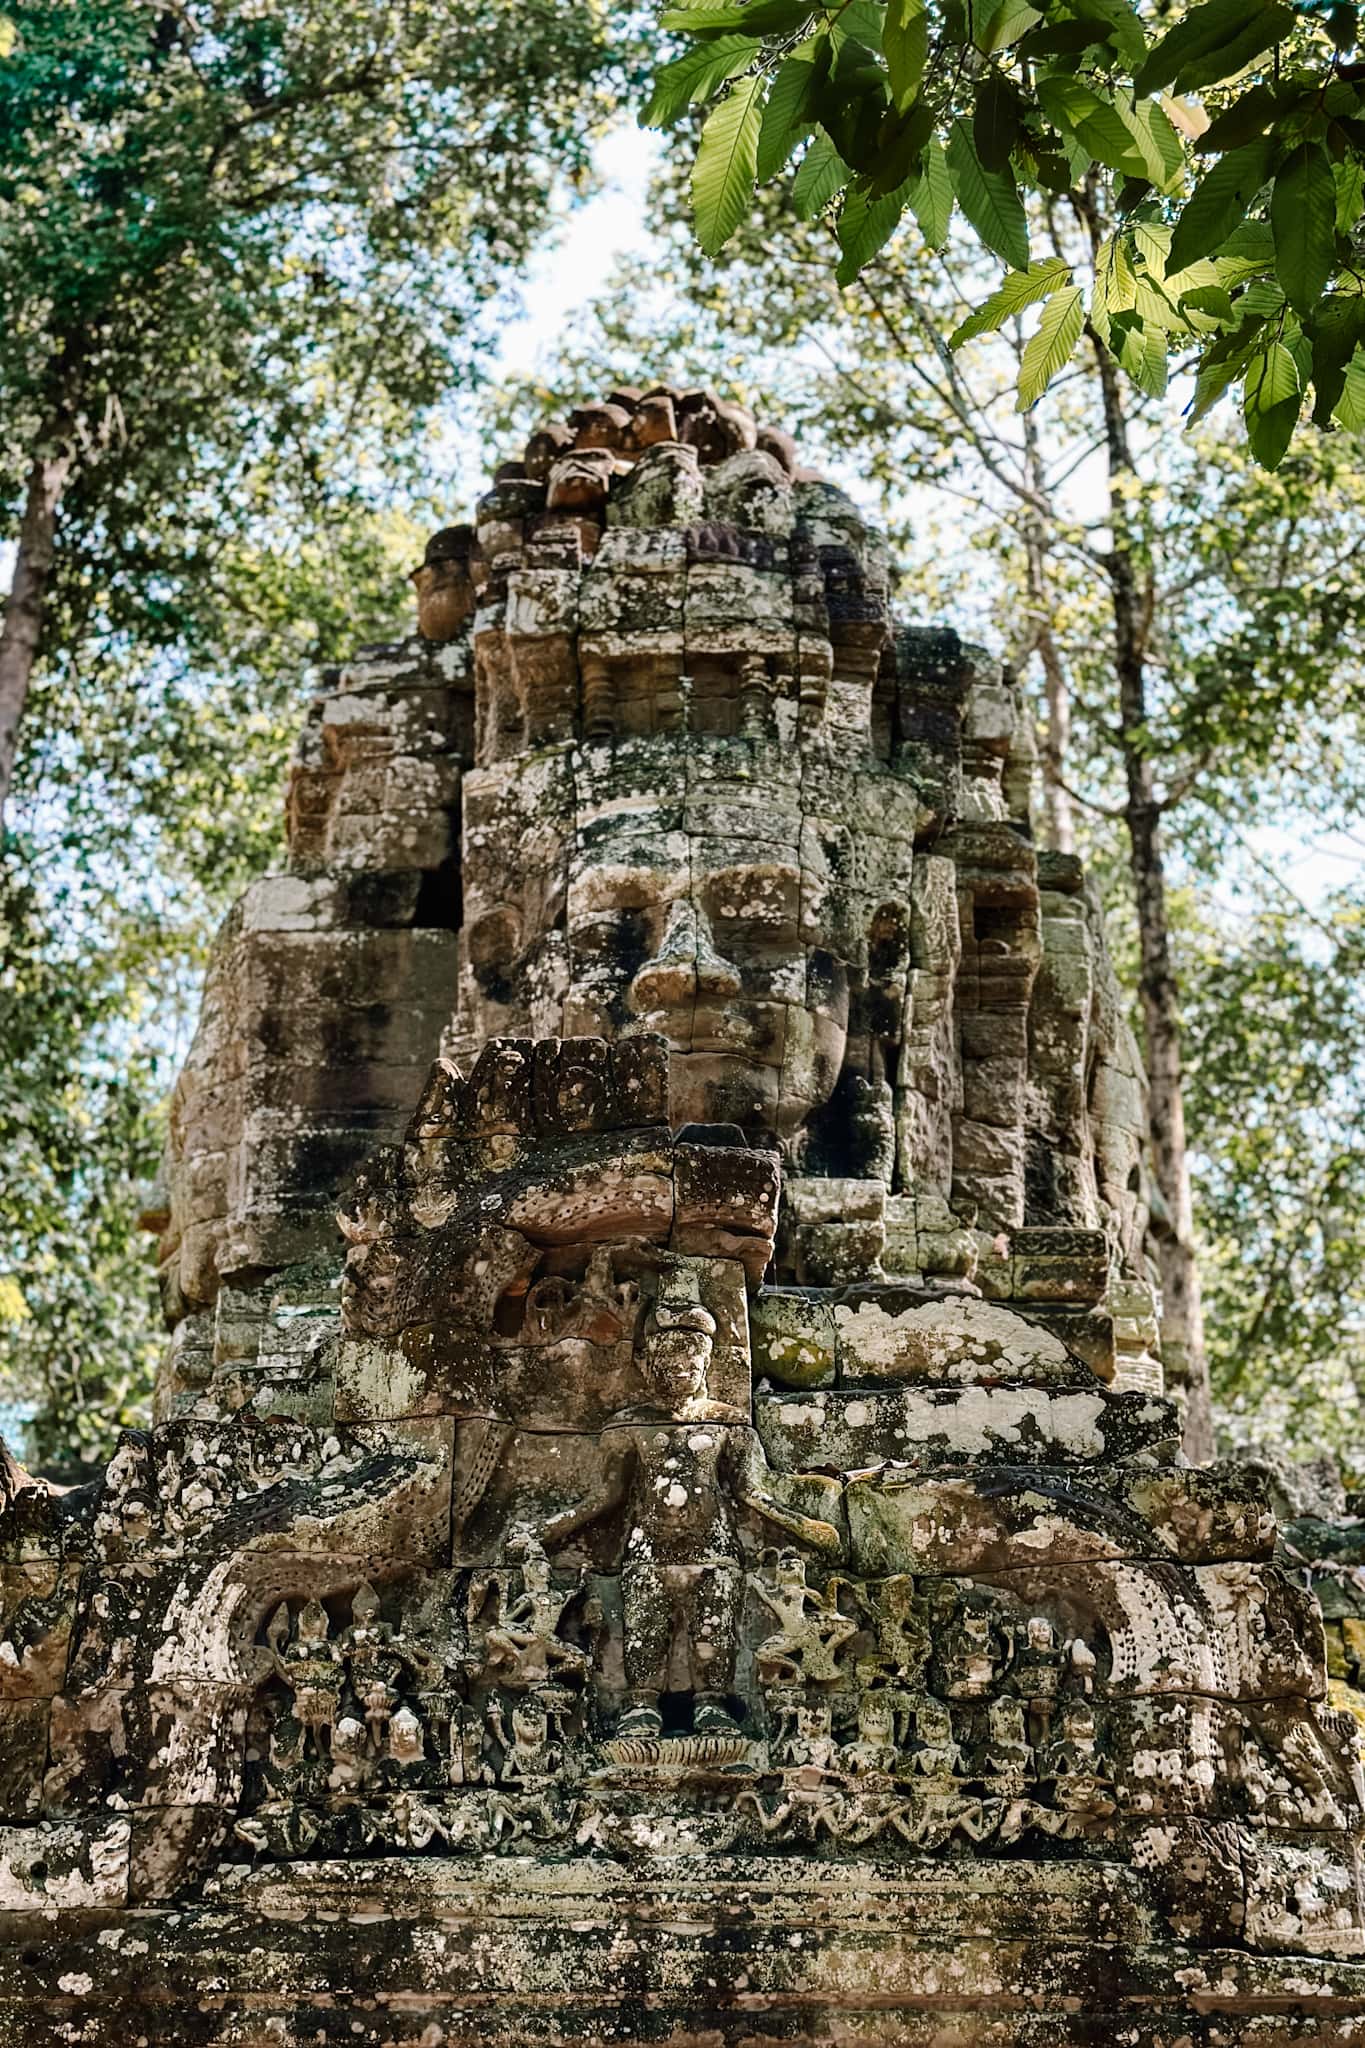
left=4, top=385, right=1365, bottom=2040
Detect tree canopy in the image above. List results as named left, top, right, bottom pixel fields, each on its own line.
left=0, top=0, right=630, bottom=1467
left=642, top=0, right=1365, bottom=464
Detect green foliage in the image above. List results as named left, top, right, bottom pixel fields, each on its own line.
left=639, top=0, right=1365, bottom=463
left=0, top=851, right=164, bottom=1473
left=694, top=70, right=766, bottom=251
left=0, top=0, right=627, bottom=1462
left=1183, top=892, right=1365, bottom=1459
left=1017, top=280, right=1085, bottom=403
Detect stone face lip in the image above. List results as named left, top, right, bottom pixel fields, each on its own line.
left=3, top=385, right=1363, bottom=2039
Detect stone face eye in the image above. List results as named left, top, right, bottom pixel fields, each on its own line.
left=702, top=865, right=801, bottom=947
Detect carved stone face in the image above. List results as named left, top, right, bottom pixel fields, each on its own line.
left=642, top=1303, right=716, bottom=1411
left=559, top=761, right=851, bottom=1141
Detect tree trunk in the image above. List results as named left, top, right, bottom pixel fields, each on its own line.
left=0, top=439, right=74, bottom=827
left=1088, top=325, right=1215, bottom=1464
left=1020, top=411, right=1074, bottom=853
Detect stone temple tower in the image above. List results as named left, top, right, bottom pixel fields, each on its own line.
left=2, top=386, right=1364, bottom=2041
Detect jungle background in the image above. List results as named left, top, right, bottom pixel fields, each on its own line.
left=3, top=0, right=1364, bottom=1480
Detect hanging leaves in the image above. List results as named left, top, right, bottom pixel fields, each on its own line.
left=755, top=34, right=829, bottom=178
left=950, top=256, right=1072, bottom=346
left=1169, top=138, right=1275, bottom=274
left=882, top=0, right=928, bottom=109
left=646, top=0, right=1365, bottom=465
left=791, top=127, right=853, bottom=217
left=946, top=117, right=1028, bottom=269
left=693, top=73, right=766, bottom=254
left=906, top=132, right=953, bottom=245
left=1017, top=283, right=1086, bottom=406
left=642, top=35, right=761, bottom=128
left=1271, top=143, right=1338, bottom=318
left=1243, top=338, right=1302, bottom=468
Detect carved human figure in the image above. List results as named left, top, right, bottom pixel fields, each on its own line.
left=1039, top=1702, right=1116, bottom=1833
left=489, top=1693, right=566, bottom=1784
left=752, top=1550, right=860, bottom=1686
left=933, top=1603, right=1009, bottom=1699
left=341, top=1581, right=404, bottom=1753
left=842, top=1690, right=909, bottom=1778
left=869, top=1574, right=931, bottom=1689
left=903, top=1698, right=989, bottom=1847
left=542, top=1272, right=842, bottom=1738
left=387, top=1705, right=426, bottom=1769
left=472, top=1528, right=590, bottom=1692
left=268, top=1598, right=345, bottom=1761
left=1010, top=1612, right=1067, bottom=1745
left=327, top=1715, right=369, bottom=1794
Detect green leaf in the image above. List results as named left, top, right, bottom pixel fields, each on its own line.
left=1176, top=6, right=1297, bottom=94
left=1137, top=0, right=1291, bottom=95
left=1197, top=82, right=1282, bottom=151
left=1308, top=292, right=1365, bottom=422
left=974, top=0, right=1043, bottom=53
left=756, top=35, right=827, bottom=178
left=1334, top=155, right=1365, bottom=234
left=906, top=132, right=953, bottom=246
left=1243, top=339, right=1302, bottom=467
left=1067, top=0, right=1147, bottom=64
left=830, top=0, right=885, bottom=45
left=660, top=0, right=814, bottom=29
left=1181, top=281, right=1235, bottom=323
left=883, top=0, right=928, bottom=109
left=1016, top=284, right=1085, bottom=406
left=692, top=73, right=765, bottom=255
left=1334, top=342, right=1365, bottom=429
left=642, top=36, right=760, bottom=128
left=868, top=96, right=934, bottom=193
left=1036, top=75, right=1144, bottom=178
left=1187, top=337, right=1256, bottom=423
left=1272, top=142, right=1338, bottom=318
left=791, top=128, right=853, bottom=217
left=1112, top=309, right=1169, bottom=394
left=950, top=256, right=1072, bottom=346
left=1120, top=97, right=1183, bottom=194
left=946, top=118, right=1028, bottom=269
left=1169, top=138, right=1274, bottom=275
left=836, top=177, right=909, bottom=283
left=817, top=38, right=892, bottom=169
left=974, top=72, right=1023, bottom=172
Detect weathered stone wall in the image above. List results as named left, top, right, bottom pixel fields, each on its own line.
left=3, top=385, right=1362, bottom=2043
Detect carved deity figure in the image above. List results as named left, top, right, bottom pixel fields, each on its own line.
left=543, top=1271, right=842, bottom=1739
left=842, top=1690, right=910, bottom=1778
left=868, top=1573, right=932, bottom=1688
left=1011, top=1614, right=1066, bottom=1742
left=340, top=1580, right=405, bottom=1753
left=1039, top=1702, right=1116, bottom=1833
left=933, top=1602, right=1010, bottom=1699
left=268, top=1598, right=344, bottom=1761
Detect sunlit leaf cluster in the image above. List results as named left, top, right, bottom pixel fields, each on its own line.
left=645, top=0, right=1365, bottom=462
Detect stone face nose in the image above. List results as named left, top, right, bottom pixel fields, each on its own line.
left=629, top=899, right=742, bottom=1014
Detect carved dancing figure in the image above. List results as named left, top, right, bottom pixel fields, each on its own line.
left=473, top=1527, right=590, bottom=1691
left=752, top=1549, right=860, bottom=1685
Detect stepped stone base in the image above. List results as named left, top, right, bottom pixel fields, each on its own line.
left=6, top=1857, right=1365, bottom=2044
